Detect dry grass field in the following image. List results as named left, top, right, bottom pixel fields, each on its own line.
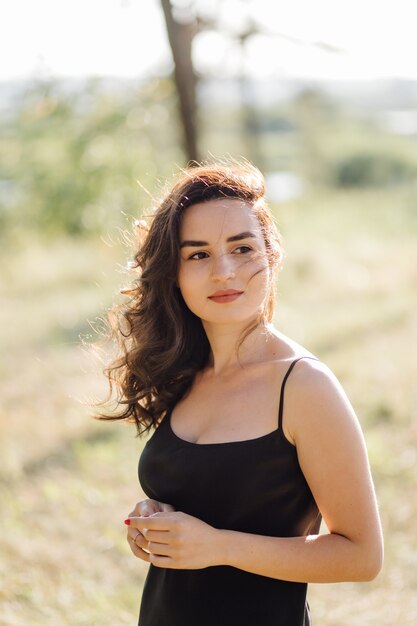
left=1, top=185, right=416, bottom=625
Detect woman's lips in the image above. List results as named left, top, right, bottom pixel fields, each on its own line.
left=208, top=291, right=243, bottom=303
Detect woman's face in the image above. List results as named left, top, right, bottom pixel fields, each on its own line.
left=178, top=198, right=270, bottom=326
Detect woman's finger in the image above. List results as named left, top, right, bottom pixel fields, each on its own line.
left=161, top=502, right=176, bottom=512
left=130, top=530, right=167, bottom=552
left=130, top=530, right=150, bottom=549
left=128, top=535, right=151, bottom=561
left=146, top=541, right=172, bottom=557
left=127, top=499, right=159, bottom=519
left=127, top=529, right=144, bottom=544
left=124, top=514, right=172, bottom=532
left=138, top=500, right=160, bottom=516
left=129, top=531, right=172, bottom=559
left=141, top=529, right=171, bottom=543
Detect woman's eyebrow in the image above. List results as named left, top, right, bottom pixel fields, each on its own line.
left=180, top=231, right=257, bottom=248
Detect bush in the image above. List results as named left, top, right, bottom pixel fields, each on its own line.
left=332, top=151, right=417, bottom=188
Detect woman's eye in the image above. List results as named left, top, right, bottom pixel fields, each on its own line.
left=189, top=251, right=209, bottom=260
left=234, top=245, right=252, bottom=254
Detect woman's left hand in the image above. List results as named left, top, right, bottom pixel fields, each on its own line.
left=124, top=510, right=223, bottom=569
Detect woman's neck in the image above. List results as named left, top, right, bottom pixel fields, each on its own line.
left=202, top=319, right=275, bottom=377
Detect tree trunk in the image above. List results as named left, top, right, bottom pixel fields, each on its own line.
left=160, top=0, right=199, bottom=164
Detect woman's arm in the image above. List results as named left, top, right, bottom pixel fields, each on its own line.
left=125, top=360, right=383, bottom=582
left=216, top=359, right=384, bottom=582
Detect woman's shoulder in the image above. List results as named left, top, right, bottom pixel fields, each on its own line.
left=282, top=352, right=341, bottom=397
left=266, top=326, right=347, bottom=413
left=278, top=352, right=357, bottom=446
left=265, top=326, right=320, bottom=370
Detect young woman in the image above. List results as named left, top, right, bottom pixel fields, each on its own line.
left=98, top=160, right=383, bottom=625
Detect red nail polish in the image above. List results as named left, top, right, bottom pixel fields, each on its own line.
left=124, top=519, right=131, bottom=525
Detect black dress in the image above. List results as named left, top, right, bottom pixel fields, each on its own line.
left=137, top=356, right=321, bottom=626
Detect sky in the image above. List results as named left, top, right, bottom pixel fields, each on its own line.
left=1, top=0, right=417, bottom=82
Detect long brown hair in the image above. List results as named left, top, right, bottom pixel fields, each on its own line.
left=93, top=159, right=284, bottom=437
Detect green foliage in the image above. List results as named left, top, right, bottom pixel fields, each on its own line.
left=332, top=150, right=417, bottom=188
left=2, top=77, right=417, bottom=241
left=0, top=78, right=183, bottom=238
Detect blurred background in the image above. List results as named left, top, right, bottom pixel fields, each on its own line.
left=1, top=0, right=416, bottom=624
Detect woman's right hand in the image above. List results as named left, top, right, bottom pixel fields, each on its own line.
left=126, top=499, right=175, bottom=559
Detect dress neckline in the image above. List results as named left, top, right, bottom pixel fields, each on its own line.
left=166, top=407, right=295, bottom=448
left=159, top=356, right=319, bottom=449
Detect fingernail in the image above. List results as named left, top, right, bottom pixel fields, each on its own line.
left=124, top=519, right=131, bottom=525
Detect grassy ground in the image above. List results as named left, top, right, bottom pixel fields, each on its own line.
left=1, top=184, right=416, bottom=625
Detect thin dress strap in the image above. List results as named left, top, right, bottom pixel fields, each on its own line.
left=278, top=356, right=319, bottom=431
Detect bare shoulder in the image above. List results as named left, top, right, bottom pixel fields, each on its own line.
left=289, top=357, right=342, bottom=393
left=282, top=357, right=362, bottom=446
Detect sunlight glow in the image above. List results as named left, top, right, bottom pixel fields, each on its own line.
left=1, top=0, right=417, bottom=81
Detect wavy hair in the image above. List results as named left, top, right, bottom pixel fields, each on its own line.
left=93, top=159, right=284, bottom=436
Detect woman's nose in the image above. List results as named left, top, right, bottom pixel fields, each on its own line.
left=210, top=253, right=236, bottom=281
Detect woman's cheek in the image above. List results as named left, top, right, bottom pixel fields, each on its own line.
left=178, top=270, right=201, bottom=312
